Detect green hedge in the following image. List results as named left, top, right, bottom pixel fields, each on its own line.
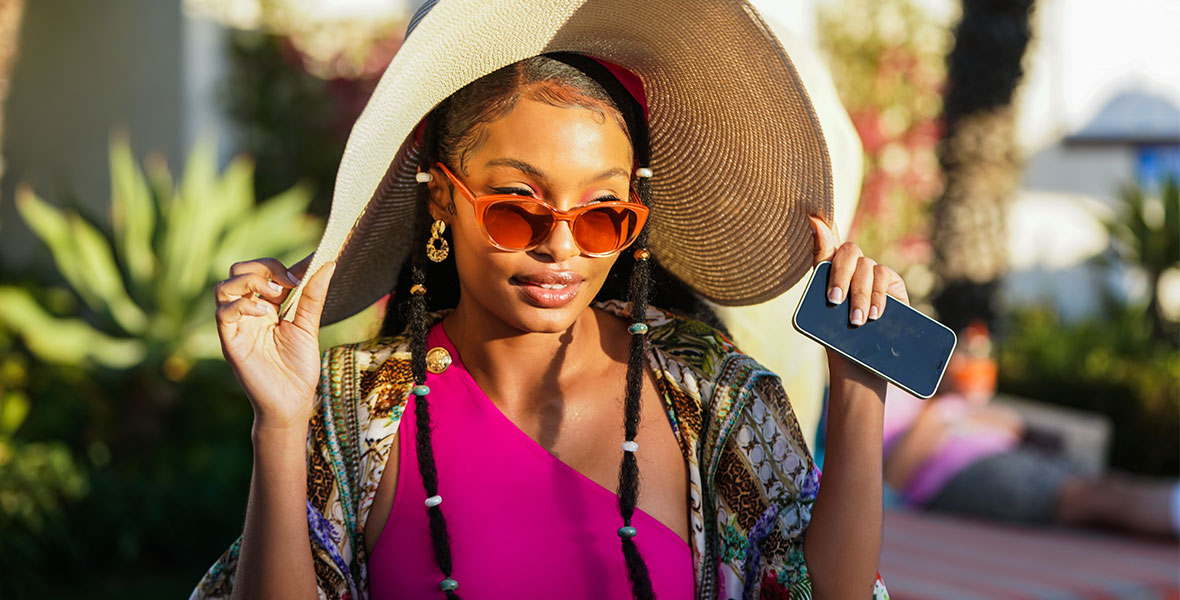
left=997, top=306, right=1179, bottom=476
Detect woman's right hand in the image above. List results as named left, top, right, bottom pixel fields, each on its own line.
left=215, top=257, right=337, bottom=431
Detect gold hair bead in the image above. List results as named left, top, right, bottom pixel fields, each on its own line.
left=633, top=248, right=650, bottom=261
left=410, top=284, right=427, bottom=296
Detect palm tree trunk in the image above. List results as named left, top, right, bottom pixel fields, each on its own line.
left=931, top=0, right=1035, bottom=333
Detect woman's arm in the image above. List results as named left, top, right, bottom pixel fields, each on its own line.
left=210, top=256, right=336, bottom=599
left=231, top=424, right=318, bottom=600
left=801, top=216, right=906, bottom=598
left=804, top=360, right=884, bottom=599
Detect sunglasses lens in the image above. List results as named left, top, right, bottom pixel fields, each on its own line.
left=484, top=200, right=552, bottom=249
left=483, top=198, right=644, bottom=254
left=573, top=206, right=642, bottom=254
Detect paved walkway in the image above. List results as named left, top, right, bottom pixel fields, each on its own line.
left=881, top=507, right=1180, bottom=599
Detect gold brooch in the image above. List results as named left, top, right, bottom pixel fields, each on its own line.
left=426, top=347, right=452, bottom=374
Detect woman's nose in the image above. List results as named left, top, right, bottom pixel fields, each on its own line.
left=531, top=220, right=581, bottom=263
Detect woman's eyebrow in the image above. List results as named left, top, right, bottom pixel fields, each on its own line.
left=585, top=167, right=630, bottom=185
left=486, top=158, right=548, bottom=183
left=484, top=158, right=630, bottom=187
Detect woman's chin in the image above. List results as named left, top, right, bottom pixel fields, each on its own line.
left=490, top=291, right=599, bottom=335
left=509, top=303, right=589, bottom=334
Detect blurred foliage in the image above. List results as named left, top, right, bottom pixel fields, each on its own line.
left=185, top=0, right=405, bottom=79
left=0, top=136, right=323, bottom=598
left=223, top=29, right=384, bottom=216
left=819, top=0, right=950, bottom=312
left=998, top=175, right=1179, bottom=478
left=1102, top=177, right=1180, bottom=342
left=0, top=325, right=87, bottom=599
left=997, top=304, right=1179, bottom=476
left=223, top=30, right=346, bottom=215
left=1108, top=177, right=1180, bottom=276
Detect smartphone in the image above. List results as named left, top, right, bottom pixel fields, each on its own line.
left=793, top=261, right=957, bottom=399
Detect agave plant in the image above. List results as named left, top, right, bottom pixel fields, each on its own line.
left=0, top=136, right=322, bottom=380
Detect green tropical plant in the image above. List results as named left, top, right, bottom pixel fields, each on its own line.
left=0, top=136, right=326, bottom=597
left=0, top=135, right=323, bottom=381
left=1103, top=177, right=1180, bottom=343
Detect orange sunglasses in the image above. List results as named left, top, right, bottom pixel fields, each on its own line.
left=435, top=162, right=649, bottom=257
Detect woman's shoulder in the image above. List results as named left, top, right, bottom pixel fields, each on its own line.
left=595, top=299, right=762, bottom=380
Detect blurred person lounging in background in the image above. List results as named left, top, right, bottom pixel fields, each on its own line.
left=883, top=323, right=1180, bottom=537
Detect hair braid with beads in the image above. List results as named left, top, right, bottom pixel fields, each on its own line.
left=617, top=168, right=655, bottom=598
left=406, top=115, right=462, bottom=599
left=383, top=55, right=726, bottom=600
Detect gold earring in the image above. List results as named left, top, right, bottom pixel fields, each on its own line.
left=427, top=219, right=450, bottom=262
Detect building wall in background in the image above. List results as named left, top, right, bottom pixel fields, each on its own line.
left=1, top=0, right=185, bottom=271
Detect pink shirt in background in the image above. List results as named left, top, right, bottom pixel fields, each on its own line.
left=882, top=386, right=1020, bottom=506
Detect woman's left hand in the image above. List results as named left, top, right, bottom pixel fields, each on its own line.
left=808, top=216, right=909, bottom=380
left=803, top=216, right=894, bottom=596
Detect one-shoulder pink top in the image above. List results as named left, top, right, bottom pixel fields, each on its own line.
left=368, top=322, right=694, bottom=599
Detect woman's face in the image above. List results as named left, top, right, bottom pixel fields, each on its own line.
left=427, top=97, right=634, bottom=334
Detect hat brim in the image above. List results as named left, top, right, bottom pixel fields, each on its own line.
left=283, top=0, right=832, bottom=326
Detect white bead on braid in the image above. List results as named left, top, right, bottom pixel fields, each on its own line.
left=425, top=495, right=443, bottom=507
left=621, top=440, right=639, bottom=453
left=635, top=167, right=653, bottom=178
left=416, top=172, right=433, bottom=183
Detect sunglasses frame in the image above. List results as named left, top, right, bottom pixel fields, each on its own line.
left=434, top=162, right=649, bottom=257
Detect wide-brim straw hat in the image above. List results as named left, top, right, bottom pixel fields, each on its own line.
left=282, top=0, right=832, bottom=326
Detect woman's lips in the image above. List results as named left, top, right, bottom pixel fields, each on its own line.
left=511, top=273, right=583, bottom=308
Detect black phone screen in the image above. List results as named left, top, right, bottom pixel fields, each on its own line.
left=792, top=262, right=957, bottom=398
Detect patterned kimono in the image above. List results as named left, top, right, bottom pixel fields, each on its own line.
left=191, top=301, right=890, bottom=600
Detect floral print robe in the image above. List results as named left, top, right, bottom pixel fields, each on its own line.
left=191, top=301, right=890, bottom=600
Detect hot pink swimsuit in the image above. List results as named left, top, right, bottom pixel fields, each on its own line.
left=368, top=323, right=695, bottom=599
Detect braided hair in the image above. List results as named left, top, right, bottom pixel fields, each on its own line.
left=380, top=55, right=727, bottom=599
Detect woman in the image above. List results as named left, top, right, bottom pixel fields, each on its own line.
left=195, top=1, right=904, bottom=599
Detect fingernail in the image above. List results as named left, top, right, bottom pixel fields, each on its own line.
left=851, top=308, right=864, bottom=325
left=252, top=301, right=270, bottom=315
left=285, top=270, right=299, bottom=285
left=828, top=287, right=843, bottom=304
left=868, top=305, right=880, bottom=320
left=267, top=281, right=283, bottom=295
